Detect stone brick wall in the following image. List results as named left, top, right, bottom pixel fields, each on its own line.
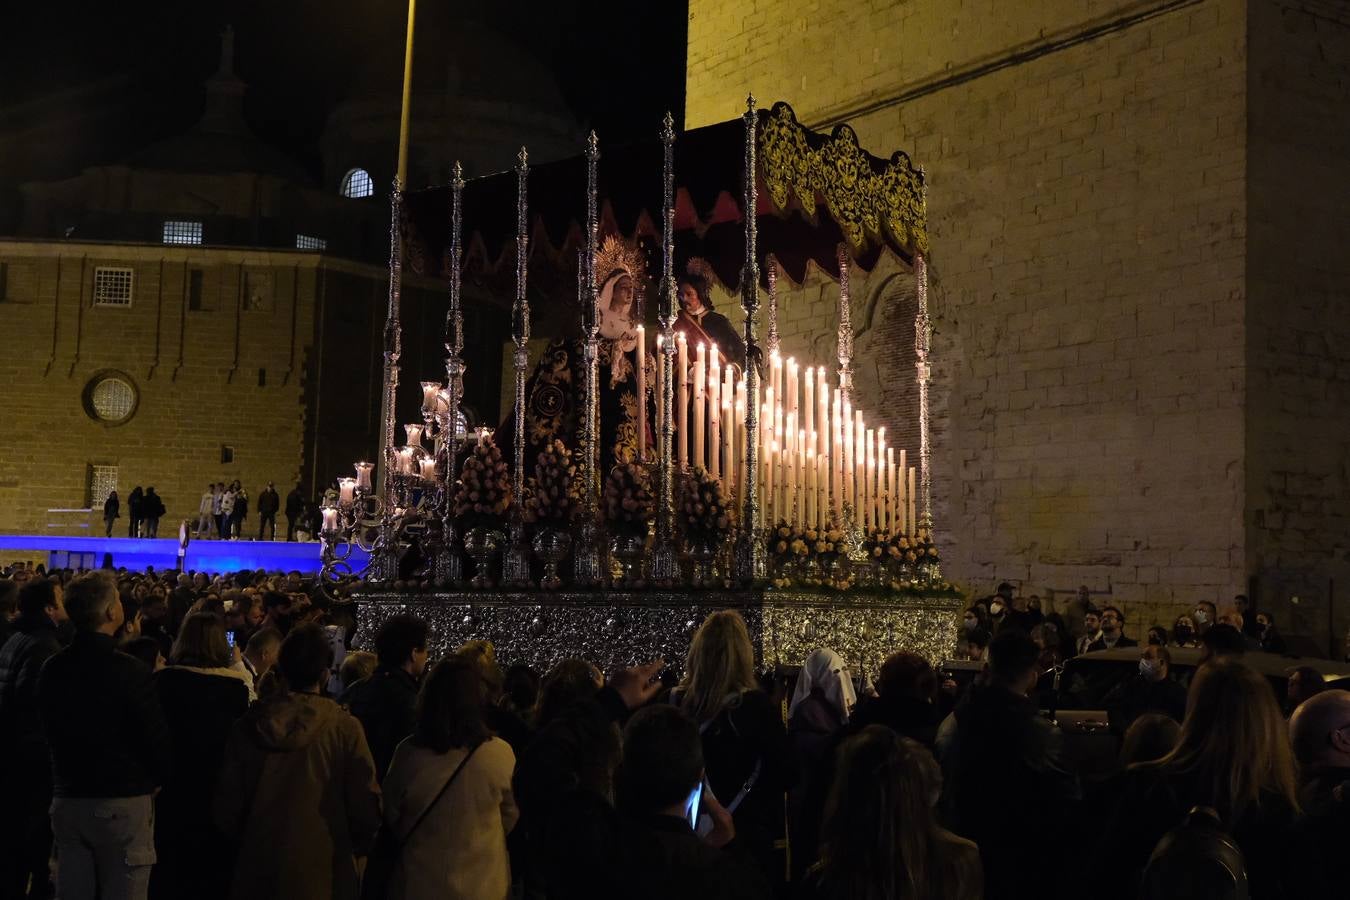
left=0, top=241, right=313, bottom=535
left=687, top=0, right=1253, bottom=634
left=1245, top=0, right=1350, bottom=652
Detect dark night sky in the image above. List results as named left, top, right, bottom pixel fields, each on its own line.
left=2, top=0, right=688, bottom=179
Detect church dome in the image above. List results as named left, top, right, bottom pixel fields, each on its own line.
left=322, top=15, right=580, bottom=192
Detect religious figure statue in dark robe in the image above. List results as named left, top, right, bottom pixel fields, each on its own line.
left=673, top=258, right=746, bottom=368
left=497, top=237, right=653, bottom=478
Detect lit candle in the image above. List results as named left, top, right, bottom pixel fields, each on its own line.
left=722, top=394, right=734, bottom=502
left=863, top=428, right=873, bottom=531
left=405, top=424, right=424, bottom=449
left=707, top=345, right=720, bottom=480
left=887, top=447, right=897, bottom=536
left=337, top=477, right=356, bottom=507
left=842, top=398, right=854, bottom=513
left=354, top=462, right=373, bottom=492
left=321, top=505, right=339, bottom=533
left=908, top=466, right=917, bottom=536
left=636, top=325, right=647, bottom=459
left=476, top=426, right=488, bottom=448
left=419, top=457, right=437, bottom=481
left=785, top=412, right=797, bottom=523
left=798, top=427, right=807, bottom=527
left=805, top=442, right=816, bottom=528
left=420, top=381, right=441, bottom=416
left=803, top=367, right=814, bottom=468
left=677, top=334, right=688, bottom=469
left=397, top=447, right=415, bottom=475
left=817, top=368, right=828, bottom=458
left=854, top=409, right=864, bottom=520
left=831, top=390, right=842, bottom=520
left=786, top=358, right=799, bottom=452
left=657, top=335, right=666, bottom=441
left=877, top=428, right=887, bottom=534
left=899, top=449, right=908, bottom=534
left=693, top=343, right=706, bottom=472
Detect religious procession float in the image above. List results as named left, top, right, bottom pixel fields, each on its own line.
left=322, top=99, right=962, bottom=673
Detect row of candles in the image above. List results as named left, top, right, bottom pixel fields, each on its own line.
left=325, top=337, right=917, bottom=537
left=638, top=326, right=917, bottom=534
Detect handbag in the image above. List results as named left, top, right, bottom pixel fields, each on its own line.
left=362, top=742, right=482, bottom=900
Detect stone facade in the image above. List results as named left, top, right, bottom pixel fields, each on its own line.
left=687, top=0, right=1350, bottom=642
left=0, top=239, right=505, bottom=536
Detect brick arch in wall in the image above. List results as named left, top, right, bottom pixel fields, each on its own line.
left=852, top=270, right=921, bottom=465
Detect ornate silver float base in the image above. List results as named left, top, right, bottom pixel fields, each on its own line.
left=354, top=588, right=962, bottom=675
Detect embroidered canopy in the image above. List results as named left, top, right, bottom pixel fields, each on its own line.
left=401, top=101, right=927, bottom=295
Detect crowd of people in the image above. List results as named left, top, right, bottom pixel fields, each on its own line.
left=101, top=483, right=315, bottom=542
left=1, top=563, right=1348, bottom=900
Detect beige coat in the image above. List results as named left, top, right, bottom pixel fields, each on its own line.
left=214, top=690, right=382, bottom=900
left=381, top=735, right=519, bottom=900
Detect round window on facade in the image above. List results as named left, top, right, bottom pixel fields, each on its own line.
left=83, top=372, right=139, bottom=426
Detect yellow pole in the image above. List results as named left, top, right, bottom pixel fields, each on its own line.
left=396, top=0, right=417, bottom=187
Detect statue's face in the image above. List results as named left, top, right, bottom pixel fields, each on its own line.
left=610, top=275, right=633, bottom=313
left=679, top=283, right=703, bottom=314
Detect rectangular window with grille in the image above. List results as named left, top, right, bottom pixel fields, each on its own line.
left=162, top=220, right=203, bottom=245
left=89, top=464, right=118, bottom=507
left=93, top=267, right=134, bottom=307
left=296, top=234, right=327, bottom=251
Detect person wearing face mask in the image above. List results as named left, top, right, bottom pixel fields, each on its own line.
left=1253, top=612, right=1286, bottom=654
left=1192, top=600, right=1217, bottom=637
left=1145, top=626, right=1169, bottom=646
left=1102, top=645, right=1187, bottom=736
left=1074, top=609, right=1103, bottom=656
left=1170, top=615, right=1199, bottom=648
left=1087, top=607, right=1137, bottom=652
left=986, top=583, right=1014, bottom=633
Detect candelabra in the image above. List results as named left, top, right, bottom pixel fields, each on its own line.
left=502, top=148, right=532, bottom=586
left=572, top=132, right=604, bottom=586
left=435, top=162, right=469, bottom=584
left=734, top=95, right=766, bottom=583
left=651, top=113, right=678, bottom=583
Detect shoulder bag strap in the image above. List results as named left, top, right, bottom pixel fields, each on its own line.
left=397, top=741, right=483, bottom=845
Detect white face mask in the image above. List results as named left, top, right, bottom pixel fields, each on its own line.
left=1139, top=659, right=1161, bottom=679
left=1194, top=610, right=1210, bottom=625
left=990, top=602, right=1005, bottom=616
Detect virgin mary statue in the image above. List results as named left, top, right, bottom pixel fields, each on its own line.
left=498, top=235, right=653, bottom=476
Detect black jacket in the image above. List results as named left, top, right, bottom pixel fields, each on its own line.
left=151, top=667, right=250, bottom=900
left=1285, top=765, right=1350, bottom=898
left=1102, top=674, right=1188, bottom=734
left=104, top=495, right=120, bottom=519
left=943, top=681, right=1078, bottom=900
left=37, top=630, right=171, bottom=797
left=285, top=490, right=305, bottom=518
left=1093, top=766, right=1297, bottom=900
left=257, top=488, right=280, bottom=516
left=0, top=616, right=64, bottom=768
left=625, top=813, right=770, bottom=900
left=143, top=491, right=166, bottom=519
left=340, top=666, right=418, bottom=781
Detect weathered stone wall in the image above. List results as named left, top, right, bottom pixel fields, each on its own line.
left=1245, top=0, right=1350, bottom=652
left=0, top=241, right=314, bottom=535
left=688, top=0, right=1251, bottom=633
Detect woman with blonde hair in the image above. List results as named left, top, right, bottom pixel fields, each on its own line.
left=1093, top=657, right=1299, bottom=899
left=802, top=726, right=981, bottom=900
left=673, top=610, right=793, bottom=885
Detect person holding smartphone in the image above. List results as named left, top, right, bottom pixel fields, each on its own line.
left=614, top=705, right=768, bottom=898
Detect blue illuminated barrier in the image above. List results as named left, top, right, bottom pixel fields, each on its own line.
left=0, top=534, right=367, bottom=575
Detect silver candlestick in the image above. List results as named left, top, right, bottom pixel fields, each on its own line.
left=573, top=132, right=604, bottom=586
left=651, top=113, right=678, bottom=584
left=503, top=148, right=533, bottom=587
left=734, top=96, right=766, bottom=583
